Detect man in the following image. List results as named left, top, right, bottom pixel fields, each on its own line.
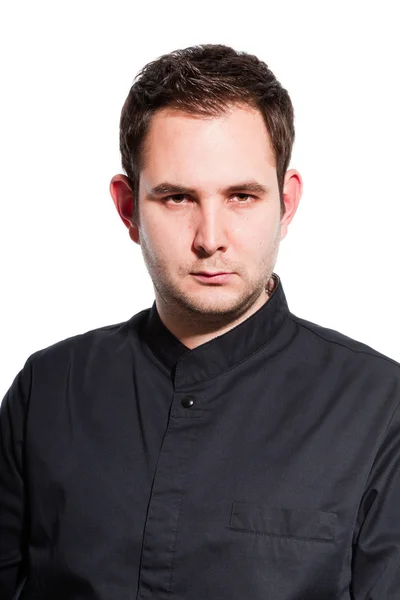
left=1, top=43, right=400, bottom=600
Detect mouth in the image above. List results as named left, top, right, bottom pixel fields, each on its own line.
left=191, top=272, right=234, bottom=284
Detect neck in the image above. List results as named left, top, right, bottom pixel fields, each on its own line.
left=155, top=287, right=271, bottom=350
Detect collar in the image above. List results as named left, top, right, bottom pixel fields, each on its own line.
left=143, top=272, right=289, bottom=386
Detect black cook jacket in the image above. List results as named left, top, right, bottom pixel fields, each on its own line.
left=1, top=273, right=400, bottom=600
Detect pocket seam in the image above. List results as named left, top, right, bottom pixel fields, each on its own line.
left=229, top=501, right=337, bottom=543
left=227, top=525, right=335, bottom=544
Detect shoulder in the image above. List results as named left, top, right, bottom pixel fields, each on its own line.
left=288, top=312, right=400, bottom=375
left=25, top=308, right=151, bottom=375
left=1, top=308, right=152, bottom=417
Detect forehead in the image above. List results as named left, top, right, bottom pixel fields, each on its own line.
left=141, top=104, right=276, bottom=176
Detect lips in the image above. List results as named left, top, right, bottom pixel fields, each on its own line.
left=191, top=272, right=234, bottom=284
left=194, top=272, right=230, bottom=276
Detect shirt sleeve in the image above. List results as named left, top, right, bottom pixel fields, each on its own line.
left=0, top=360, right=31, bottom=599
left=351, top=398, right=400, bottom=598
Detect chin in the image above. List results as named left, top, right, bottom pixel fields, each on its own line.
left=178, top=288, right=251, bottom=317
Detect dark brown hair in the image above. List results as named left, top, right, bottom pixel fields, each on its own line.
left=119, top=44, right=295, bottom=222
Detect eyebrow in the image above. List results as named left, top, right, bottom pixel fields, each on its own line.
left=146, top=180, right=270, bottom=197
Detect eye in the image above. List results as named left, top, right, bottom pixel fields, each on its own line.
left=162, top=193, right=257, bottom=205
left=163, top=194, right=188, bottom=204
left=231, top=194, right=256, bottom=203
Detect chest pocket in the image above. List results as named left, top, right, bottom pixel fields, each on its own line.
left=228, top=501, right=337, bottom=543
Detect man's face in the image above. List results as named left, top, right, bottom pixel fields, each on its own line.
left=136, top=104, right=286, bottom=320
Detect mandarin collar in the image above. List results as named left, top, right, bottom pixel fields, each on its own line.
left=143, top=273, right=289, bottom=386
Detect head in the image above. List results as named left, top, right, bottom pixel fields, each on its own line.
left=111, top=44, right=302, bottom=327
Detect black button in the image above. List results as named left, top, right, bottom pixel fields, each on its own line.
left=181, top=396, right=195, bottom=408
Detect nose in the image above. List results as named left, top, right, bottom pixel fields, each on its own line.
left=192, top=203, right=228, bottom=256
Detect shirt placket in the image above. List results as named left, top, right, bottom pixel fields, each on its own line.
left=136, top=380, right=205, bottom=600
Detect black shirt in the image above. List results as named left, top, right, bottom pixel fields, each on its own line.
left=1, top=273, right=400, bottom=599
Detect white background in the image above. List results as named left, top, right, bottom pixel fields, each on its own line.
left=1, top=0, right=399, bottom=398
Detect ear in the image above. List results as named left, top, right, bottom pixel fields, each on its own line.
left=109, top=174, right=140, bottom=244
left=280, top=169, right=303, bottom=241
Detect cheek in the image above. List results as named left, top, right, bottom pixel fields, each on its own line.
left=232, top=218, right=273, bottom=253
left=140, top=216, right=188, bottom=262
